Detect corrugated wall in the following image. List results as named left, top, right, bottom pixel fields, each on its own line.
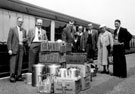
left=0, top=8, right=35, bottom=42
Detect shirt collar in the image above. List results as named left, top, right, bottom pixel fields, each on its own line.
left=36, top=27, right=41, bottom=31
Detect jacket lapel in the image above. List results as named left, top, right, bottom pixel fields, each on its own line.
left=15, top=27, right=19, bottom=41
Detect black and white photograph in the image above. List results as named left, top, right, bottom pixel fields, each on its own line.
left=0, top=0, right=135, bottom=94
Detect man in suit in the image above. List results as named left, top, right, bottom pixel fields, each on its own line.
left=7, top=17, right=27, bottom=82
left=113, top=19, right=132, bottom=78
left=28, top=18, right=48, bottom=72
left=62, top=21, right=76, bottom=51
left=82, top=24, right=98, bottom=62
left=73, top=26, right=84, bottom=52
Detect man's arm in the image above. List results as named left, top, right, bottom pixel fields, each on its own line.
left=7, top=28, right=13, bottom=55
left=62, top=28, right=67, bottom=42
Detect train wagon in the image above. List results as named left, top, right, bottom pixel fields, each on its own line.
left=0, top=0, right=135, bottom=78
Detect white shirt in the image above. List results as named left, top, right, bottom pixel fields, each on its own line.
left=33, top=27, right=42, bottom=42
left=17, top=26, right=23, bottom=45
left=88, top=30, right=93, bottom=34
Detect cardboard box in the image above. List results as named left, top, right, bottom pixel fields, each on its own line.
left=66, top=63, right=90, bottom=77
left=54, top=78, right=81, bottom=94
left=81, top=75, right=91, bottom=91
left=39, top=52, right=66, bottom=63
left=66, top=53, right=87, bottom=64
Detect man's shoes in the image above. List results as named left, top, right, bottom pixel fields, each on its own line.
left=100, top=71, right=106, bottom=74
left=106, top=71, right=110, bottom=74
left=10, top=74, right=16, bottom=83
left=16, top=75, right=24, bottom=81
left=119, top=76, right=127, bottom=78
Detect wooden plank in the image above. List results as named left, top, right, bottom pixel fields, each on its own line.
left=23, top=14, right=29, bottom=33
left=0, top=9, right=4, bottom=42
left=3, top=10, right=10, bottom=42
left=29, top=15, right=35, bottom=29
left=9, top=11, right=17, bottom=28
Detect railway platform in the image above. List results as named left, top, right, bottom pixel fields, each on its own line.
left=0, top=53, right=135, bottom=94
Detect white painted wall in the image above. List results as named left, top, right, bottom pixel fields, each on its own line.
left=0, top=8, right=35, bottom=42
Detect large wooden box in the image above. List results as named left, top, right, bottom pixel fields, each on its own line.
left=66, top=53, right=87, bottom=64
left=39, top=52, right=66, bottom=63
left=81, top=75, right=91, bottom=91
left=40, top=41, right=72, bottom=52
left=54, top=77, right=81, bottom=94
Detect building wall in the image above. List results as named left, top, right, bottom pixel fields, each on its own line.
left=0, top=8, right=35, bottom=42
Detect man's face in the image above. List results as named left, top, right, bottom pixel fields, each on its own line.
left=88, top=24, right=93, bottom=30
left=17, top=18, right=23, bottom=27
left=114, top=21, right=120, bottom=29
left=78, top=27, right=83, bottom=32
left=36, top=19, right=43, bottom=29
left=68, top=21, right=74, bottom=28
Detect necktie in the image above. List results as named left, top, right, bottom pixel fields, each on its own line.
left=38, top=30, right=41, bottom=40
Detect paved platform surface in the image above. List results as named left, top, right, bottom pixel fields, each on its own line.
left=0, top=53, right=135, bottom=94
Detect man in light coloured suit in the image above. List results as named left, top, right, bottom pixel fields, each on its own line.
left=27, top=18, right=48, bottom=72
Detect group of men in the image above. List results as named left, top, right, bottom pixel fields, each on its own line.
left=62, top=21, right=98, bottom=62
left=7, top=17, right=48, bottom=82
left=7, top=17, right=132, bottom=83
left=61, top=20, right=132, bottom=78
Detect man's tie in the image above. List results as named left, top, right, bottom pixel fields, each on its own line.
left=38, top=30, right=41, bottom=40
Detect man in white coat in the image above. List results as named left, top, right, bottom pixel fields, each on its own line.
left=97, top=25, right=113, bottom=74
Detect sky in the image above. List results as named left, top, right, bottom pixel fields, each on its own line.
left=21, top=0, right=135, bottom=35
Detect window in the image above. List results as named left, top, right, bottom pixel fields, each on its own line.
left=40, top=18, right=51, bottom=40
left=55, top=21, right=67, bottom=41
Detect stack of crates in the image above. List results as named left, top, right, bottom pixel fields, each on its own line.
left=66, top=53, right=91, bottom=91
left=39, top=41, right=72, bottom=66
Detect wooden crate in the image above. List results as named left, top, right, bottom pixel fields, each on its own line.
left=66, top=53, right=87, bottom=64
left=40, top=41, right=72, bottom=53
left=39, top=52, right=66, bottom=63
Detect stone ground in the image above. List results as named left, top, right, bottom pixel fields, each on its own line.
left=0, top=53, right=135, bottom=94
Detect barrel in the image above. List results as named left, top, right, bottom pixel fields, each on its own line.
left=32, top=63, right=45, bottom=87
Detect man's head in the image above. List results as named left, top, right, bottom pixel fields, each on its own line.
left=17, top=17, right=24, bottom=27
left=68, top=20, right=74, bottom=28
left=114, top=19, right=121, bottom=29
left=36, top=18, right=43, bottom=29
left=78, top=26, right=83, bottom=32
left=87, top=24, right=93, bottom=30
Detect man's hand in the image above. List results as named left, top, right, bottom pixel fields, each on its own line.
left=82, top=49, right=85, bottom=51
left=8, top=50, right=12, bottom=55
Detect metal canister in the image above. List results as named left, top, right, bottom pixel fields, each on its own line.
left=47, top=64, right=60, bottom=76
left=32, top=63, right=45, bottom=87
left=25, top=73, right=32, bottom=85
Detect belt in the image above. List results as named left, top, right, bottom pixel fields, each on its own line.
left=32, top=42, right=41, bottom=43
